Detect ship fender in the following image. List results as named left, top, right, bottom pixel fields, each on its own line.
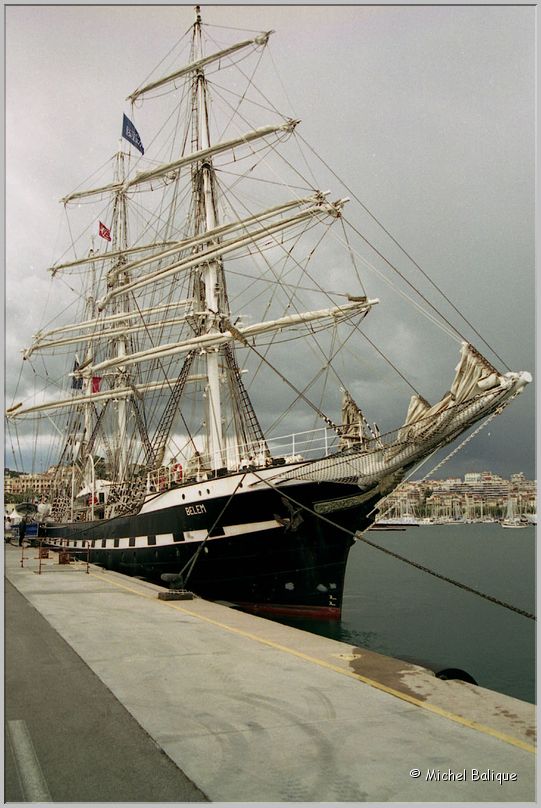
left=435, top=668, right=478, bottom=685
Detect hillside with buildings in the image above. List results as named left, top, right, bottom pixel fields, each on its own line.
left=377, top=471, right=536, bottom=522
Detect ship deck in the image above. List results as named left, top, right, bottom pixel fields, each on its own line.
left=4, top=541, right=535, bottom=802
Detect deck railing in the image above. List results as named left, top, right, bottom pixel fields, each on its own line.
left=144, top=426, right=341, bottom=491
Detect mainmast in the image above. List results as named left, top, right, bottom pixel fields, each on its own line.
left=110, top=147, right=131, bottom=481
left=194, top=6, right=226, bottom=471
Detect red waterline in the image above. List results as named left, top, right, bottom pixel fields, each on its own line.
left=234, top=601, right=341, bottom=620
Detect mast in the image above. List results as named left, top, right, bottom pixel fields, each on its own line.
left=110, top=147, right=130, bottom=481
left=194, top=7, right=225, bottom=471
left=82, top=241, right=97, bottom=485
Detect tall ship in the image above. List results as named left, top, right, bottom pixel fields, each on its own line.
left=6, top=8, right=531, bottom=618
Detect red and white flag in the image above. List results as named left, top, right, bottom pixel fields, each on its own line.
left=98, top=221, right=111, bottom=242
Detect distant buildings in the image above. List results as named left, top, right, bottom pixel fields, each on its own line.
left=4, top=466, right=75, bottom=502
left=379, top=471, right=536, bottom=521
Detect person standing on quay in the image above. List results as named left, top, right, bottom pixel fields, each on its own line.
left=18, top=515, right=27, bottom=546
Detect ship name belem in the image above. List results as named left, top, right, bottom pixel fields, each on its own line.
left=185, top=504, right=207, bottom=516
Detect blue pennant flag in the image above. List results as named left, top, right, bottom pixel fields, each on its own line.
left=122, top=114, right=144, bottom=155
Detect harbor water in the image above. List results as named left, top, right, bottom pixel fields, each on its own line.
left=273, top=523, right=536, bottom=704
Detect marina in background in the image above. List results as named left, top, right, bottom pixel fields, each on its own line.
left=373, top=470, right=536, bottom=525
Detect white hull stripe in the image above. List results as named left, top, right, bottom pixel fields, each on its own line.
left=47, top=519, right=282, bottom=550
left=184, top=519, right=281, bottom=542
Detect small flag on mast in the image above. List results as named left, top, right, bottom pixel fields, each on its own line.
left=99, top=221, right=111, bottom=242
left=122, top=113, right=144, bottom=155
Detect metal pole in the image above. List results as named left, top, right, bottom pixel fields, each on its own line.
left=70, top=467, right=75, bottom=522
left=89, top=455, right=96, bottom=521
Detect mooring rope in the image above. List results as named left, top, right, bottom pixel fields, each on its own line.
left=251, top=471, right=535, bottom=621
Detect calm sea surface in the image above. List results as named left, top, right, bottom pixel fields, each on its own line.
left=273, top=523, right=536, bottom=704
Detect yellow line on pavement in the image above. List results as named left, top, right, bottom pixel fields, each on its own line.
left=88, top=571, right=535, bottom=754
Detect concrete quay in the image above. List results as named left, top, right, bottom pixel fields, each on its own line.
left=4, top=542, right=536, bottom=802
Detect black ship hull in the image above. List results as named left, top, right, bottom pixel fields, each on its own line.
left=39, top=470, right=383, bottom=619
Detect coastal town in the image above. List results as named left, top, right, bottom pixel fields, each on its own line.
left=4, top=466, right=537, bottom=525
left=376, top=471, right=536, bottom=524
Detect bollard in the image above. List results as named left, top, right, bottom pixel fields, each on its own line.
left=83, top=540, right=90, bottom=574
left=158, top=590, right=195, bottom=601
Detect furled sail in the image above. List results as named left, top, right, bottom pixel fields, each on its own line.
left=127, top=32, right=273, bottom=103
left=23, top=300, right=194, bottom=360
left=396, top=343, right=503, bottom=445
left=6, top=374, right=208, bottom=419
left=81, top=299, right=378, bottom=377
left=339, top=390, right=372, bottom=449
left=61, top=120, right=299, bottom=204
left=96, top=198, right=346, bottom=311
left=124, top=120, right=299, bottom=190
left=396, top=394, right=432, bottom=443
left=104, top=194, right=327, bottom=286
left=48, top=240, right=180, bottom=276
left=23, top=313, right=192, bottom=356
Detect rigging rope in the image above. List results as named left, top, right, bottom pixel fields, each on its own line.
left=297, top=133, right=512, bottom=372
left=251, top=471, right=535, bottom=622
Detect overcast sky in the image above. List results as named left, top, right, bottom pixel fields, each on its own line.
left=4, top=3, right=536, bottom=479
